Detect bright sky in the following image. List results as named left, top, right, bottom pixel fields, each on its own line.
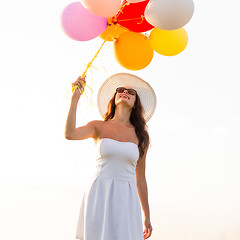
left=0, top=0, right=240, bottom=240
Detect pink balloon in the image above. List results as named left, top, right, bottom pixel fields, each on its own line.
left=61, top=2, right=108, bottom=41
left=81, top=0, right=121, bottom=17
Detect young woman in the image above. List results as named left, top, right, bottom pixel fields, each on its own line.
left=65, top=73, right=157, bottom=240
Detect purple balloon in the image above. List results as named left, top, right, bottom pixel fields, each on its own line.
left=61, top=2, right=108, bottom=41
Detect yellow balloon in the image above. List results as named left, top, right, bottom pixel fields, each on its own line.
left=114, top=31, right=154, bottom=70
left=149, top=28, right=188, bottom=56
left=99, top=23, right=126, bottom=41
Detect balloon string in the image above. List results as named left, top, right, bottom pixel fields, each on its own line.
left=81, top=39, right=107, bottom=78
left=72, top=39, right=107, bottom=95
left=117, top=15, right=145, bottom=24
left=71, top=39, right=107, bottom=110
left=117, top=2, right=129, bottom=15
left=112, top=1, right=129, bottom=23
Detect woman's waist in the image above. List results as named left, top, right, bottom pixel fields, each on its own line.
left=92, top=167, right=136, bottom=183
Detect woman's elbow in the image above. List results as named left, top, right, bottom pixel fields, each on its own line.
left=65, top=131, right=74, bottom=140
left=65, top=134, right=71, bottom=140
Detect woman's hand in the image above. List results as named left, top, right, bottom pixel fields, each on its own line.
left=71, top=76, right=86, bottom=101
left=143, top=217, right=153, bottom=239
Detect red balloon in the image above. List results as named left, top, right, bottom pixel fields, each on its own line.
left=115, top=0, right=153, bottom=32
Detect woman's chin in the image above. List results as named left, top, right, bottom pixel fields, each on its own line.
left=116, top=100, right=132, bottom=108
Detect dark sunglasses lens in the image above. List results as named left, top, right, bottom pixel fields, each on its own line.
left=128, top=89, right=136, bottom=95
left=116, top=87, right=125, bottom=93
left=116, top=87, right=136, bottom=95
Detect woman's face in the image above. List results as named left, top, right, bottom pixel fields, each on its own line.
left=115, top=86, right=136, bottom=109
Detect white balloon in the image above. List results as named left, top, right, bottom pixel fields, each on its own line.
left=127, top=0, right=147, bottom=3
left=145, top=0, right=194, bottom=30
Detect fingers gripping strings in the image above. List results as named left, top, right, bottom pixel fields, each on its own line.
left=72, top=80, right=86, bottom=95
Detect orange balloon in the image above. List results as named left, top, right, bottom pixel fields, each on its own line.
left=114, top=31, right=154, bottom=70
left=99, top=21, right=126, bottom=41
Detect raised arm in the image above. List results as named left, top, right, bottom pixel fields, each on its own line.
left=65, top=76, right=97, bottom=140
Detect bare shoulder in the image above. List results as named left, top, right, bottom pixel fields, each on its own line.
left=85, top=120, right=105, bottom=131
left=86, top=120, right=104, bottom=126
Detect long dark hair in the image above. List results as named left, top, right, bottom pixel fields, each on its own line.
left=104, top=92, right=150, bottom=157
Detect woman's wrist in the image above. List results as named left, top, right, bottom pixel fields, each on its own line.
left=71, top=85, right=85, bottom=101
left=71, top=92, right=81, bottom=102
left=143, top=214, right=150, bottom=220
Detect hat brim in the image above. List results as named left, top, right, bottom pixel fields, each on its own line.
left=97, top=73, right=157, bottom=122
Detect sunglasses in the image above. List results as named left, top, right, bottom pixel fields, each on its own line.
left=116, top=87, right=137, bottom=95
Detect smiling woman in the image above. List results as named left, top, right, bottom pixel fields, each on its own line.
left=65, top=73, right=157, bottom=240
left=115, top=86, right=137, bottom=105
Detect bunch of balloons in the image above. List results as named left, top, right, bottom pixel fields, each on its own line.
left=61, top=0, right=194, bottom=70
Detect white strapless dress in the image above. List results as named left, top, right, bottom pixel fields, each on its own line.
left=76, top=138, right=144, bottom=240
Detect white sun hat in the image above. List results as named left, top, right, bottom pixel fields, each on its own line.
left=97, top=73, right=157, bottom=122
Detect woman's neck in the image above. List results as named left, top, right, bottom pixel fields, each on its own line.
left=111, top=104, right=132, bottom=126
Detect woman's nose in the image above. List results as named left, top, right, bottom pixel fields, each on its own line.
left=123, top=90, right=129, bottom=94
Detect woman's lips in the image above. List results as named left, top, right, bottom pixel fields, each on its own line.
left=120, top=94, right=129, bottom=99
